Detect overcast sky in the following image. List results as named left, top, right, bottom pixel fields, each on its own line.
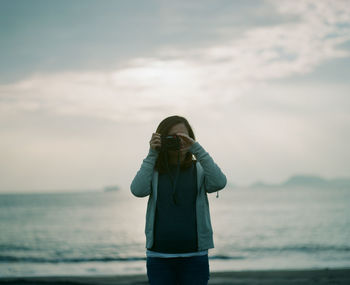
left=1, top=0, right=350, bottom=193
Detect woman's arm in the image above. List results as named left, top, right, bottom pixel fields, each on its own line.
left=130, top=148, right=159, bottom=197
left=189, top=142, right=227, bottom=193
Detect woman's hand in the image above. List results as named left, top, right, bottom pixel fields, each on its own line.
left=176, top=133, right=195, bottom=152
left=149, top=133, right=161, bottom=151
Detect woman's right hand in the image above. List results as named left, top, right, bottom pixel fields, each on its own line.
left=149, top=133, right=161, bottom=151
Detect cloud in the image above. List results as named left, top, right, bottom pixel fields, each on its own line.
left=1, top=0, right=349, bottom=125
left=1, top=1, right=350, bottom=191
left=0, top=60, right=202, bottom=123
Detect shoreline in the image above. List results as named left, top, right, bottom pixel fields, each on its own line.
left=1, top=268, right=350, bottom=284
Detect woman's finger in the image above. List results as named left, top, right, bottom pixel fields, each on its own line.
left=177, top=132, right=190, bottom=140
left=151, top=138, right=161, bottom=144
left=176, top=133, right=195, bottom=144
left=150, top=133, right=160, bottom=141
left=150, top=133, right=161, bottom=150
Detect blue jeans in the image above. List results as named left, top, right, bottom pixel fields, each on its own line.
left=146, top=254, right=210, bottom=285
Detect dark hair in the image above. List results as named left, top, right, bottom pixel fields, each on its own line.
left=155, top=115, right=196, bottom=173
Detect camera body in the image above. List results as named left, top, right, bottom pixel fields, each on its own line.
left=161, top=135, right=181, bottom=151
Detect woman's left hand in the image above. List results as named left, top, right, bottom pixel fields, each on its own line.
left=176, top=133, right=195, bottom=151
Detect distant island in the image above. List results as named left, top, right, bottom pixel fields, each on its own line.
left=103, top=185, right=120, bottom=192
left=244, top=174, right=350, bottom=189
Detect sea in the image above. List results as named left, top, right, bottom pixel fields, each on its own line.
left=0, top=185, right=349, bottom=277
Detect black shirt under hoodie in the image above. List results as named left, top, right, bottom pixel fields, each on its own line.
left=150, top=161, right=198, bottom=253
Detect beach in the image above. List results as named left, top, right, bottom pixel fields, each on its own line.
left=1, top=268, right=350, bottom=284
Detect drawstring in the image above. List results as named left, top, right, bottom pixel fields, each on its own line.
left=165, top=150, right=180, bottom=205
left=165, top=153, right=220, bottom=201
left=164, top=144, right=219, bottom=202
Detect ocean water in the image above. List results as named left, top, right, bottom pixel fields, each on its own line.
left=0, top=186, right=349, bottom=277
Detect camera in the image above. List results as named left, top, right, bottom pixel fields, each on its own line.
left=161, top=135, right=181, bottom=151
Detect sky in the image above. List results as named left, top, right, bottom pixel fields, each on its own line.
left=1, top=0, right=350, bottom=193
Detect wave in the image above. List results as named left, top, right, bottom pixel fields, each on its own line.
left=0, top=244, right=32, bottom=251
left=210, top=255, right=245, bottom=260
left=243, top=245, right=350, bottom=253
left=1, top=244, right=348, bottom=263
left=0, top=255, right=244, bottom=263
left=0, top=256, right=146, bottom=263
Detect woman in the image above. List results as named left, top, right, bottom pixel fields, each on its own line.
left=130, top=115, right=227, bottom=285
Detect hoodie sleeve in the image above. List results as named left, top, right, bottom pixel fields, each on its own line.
left=130, top=148, right=159, bottom=198
left=189, top=142, right=227, bottom=193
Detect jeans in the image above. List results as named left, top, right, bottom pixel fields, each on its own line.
left=146, top=254, right=210, bottom=285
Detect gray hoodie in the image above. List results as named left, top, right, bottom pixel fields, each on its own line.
left=130, top=141, right=227, bottom=251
